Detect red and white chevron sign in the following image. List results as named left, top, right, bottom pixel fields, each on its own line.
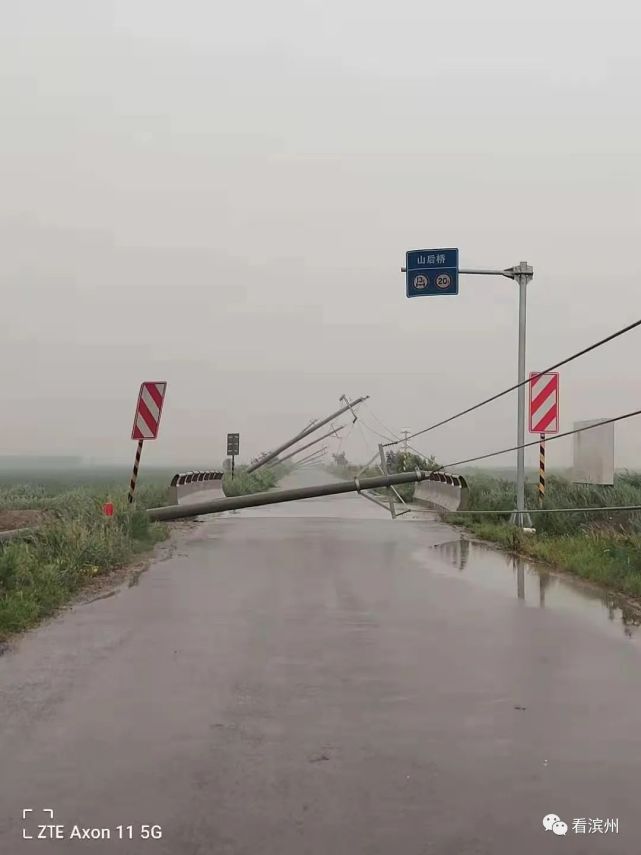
left=131, top=381, right=167, bottom=440
left=529, top=371, right=559, bottom=434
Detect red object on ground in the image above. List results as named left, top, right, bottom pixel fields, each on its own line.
left=103, top=502, right=114, bottom=517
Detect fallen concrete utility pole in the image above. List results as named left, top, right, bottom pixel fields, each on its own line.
left=147, top=469, right=428, bottom=522
left=267, top=425, right=344, bottom=467
left=247, top=395, right=369, bottom=472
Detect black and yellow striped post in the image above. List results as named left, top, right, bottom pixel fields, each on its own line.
left=128, top=439, right=144, bottom=504
left=539, top=433, right=545, bottom=508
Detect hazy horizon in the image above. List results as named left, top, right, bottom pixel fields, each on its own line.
left=2, top=1, right=640, bottom=473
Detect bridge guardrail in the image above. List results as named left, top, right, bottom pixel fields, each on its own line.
left=413, top=472, right=469, bottom=512
left=168, top=471, right=225, bottom=505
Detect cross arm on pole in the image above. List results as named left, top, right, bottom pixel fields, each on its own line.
left=400, top=263, right=533, bottom=282
left=459, top=268, right=517, bottom=279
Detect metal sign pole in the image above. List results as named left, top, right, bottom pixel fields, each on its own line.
left=129, top=380, right=167, bottom=505
left=458, top=264, right=532, bottom=526
left=128, top=439, right=144, bottom=504
left=509, top=263, right=534, bottom=527
left=539, top=433, right=545, bottom=507
left=231, top=454, right=235, bottom=481
left=402, top=257, right=534, bottom=527
left=516, top=271, right=528, bottom=527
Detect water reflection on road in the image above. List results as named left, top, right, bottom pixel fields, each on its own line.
left=432, top=538, right=641, bottom=643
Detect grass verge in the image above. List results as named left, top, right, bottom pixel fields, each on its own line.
left=0, top=484, right=168, bottom=641
left=222, top=464, right=287, bottom=497
left=464, top=522, right=641, bottom=598
left=448, top=472, right=641, bottom=599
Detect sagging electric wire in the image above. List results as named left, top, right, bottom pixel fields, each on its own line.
left=382, top=317, right=641, bottom=448
left=355, top=417, right=390, bottom=476
left=335, top=419, right=357, bottom=456
left=358, top=417, right=397, bottom=443
left=354, top=413, right=411, bottom=512
left=425, top=407, right=641, bottom=475
left=360, top=402, right=400, bottom=443
left=356, top=418, right=377, bottom=461
left=357, top=415, right=400, bottom=462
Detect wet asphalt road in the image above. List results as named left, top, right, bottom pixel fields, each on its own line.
left=1, top=469, right=641, bottom=854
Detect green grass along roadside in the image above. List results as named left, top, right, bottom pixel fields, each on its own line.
left=447, top=472, right=641, bottom=600
left=221, top=463, right=284, bottom=497
left=0, top=466, right=285, bottom=641
left=0, top=485, right=168, bottom=641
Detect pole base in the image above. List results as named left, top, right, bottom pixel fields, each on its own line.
left=509, top=511, right=533, bottom=528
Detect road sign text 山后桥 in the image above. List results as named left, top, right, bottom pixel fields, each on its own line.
left=406, top=248, right=459, bottom=297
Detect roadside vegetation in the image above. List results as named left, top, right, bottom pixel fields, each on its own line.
left=0, top=459, right=294, bottom=641
left=448, top=471, right=641, bottom=598
left=0, top=480, right=169, bottom=641
left=222, top=463, right=287, bottom=497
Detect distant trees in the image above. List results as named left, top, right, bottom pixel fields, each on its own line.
left=385, top=449, right=438, bottom=474
left=384, top=450, right=439, bottom=501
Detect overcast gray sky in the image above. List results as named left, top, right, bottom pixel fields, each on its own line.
left=1, top=0, right=640, bottom=471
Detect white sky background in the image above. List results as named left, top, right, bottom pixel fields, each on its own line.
left=1, top=0, right=640, bottom=470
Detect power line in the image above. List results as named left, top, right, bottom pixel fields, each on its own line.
left=358, top=417, right=398, bottom=443
left=357, top=416, right=395, bottom=442
left=445, top=505, right=641, bottom=516
left=407, top=442, right=436, bottom=463
left=335, top=420, right=357, bottom=456
left=356, top=418, right=377, bottom=460
left=361, top=403, right=400, bottom=442
left=430, top=407, right=641, bottom=473
left=383, top=317, right=641, bottom=448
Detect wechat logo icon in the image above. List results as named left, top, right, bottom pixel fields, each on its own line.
left=543, top=814, right=568, bottom=836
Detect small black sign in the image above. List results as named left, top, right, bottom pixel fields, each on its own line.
left=227, top=433, right=240, bottom=456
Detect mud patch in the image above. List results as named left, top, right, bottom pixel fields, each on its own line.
left=0, top=509, right=48, bottom=532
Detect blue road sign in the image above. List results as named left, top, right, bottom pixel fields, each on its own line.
left=406, top=248, right=459, bottom=297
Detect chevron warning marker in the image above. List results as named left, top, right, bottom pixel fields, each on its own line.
left=529, top=371, right=559, bottom=434
left=131, top=382, right=168, bottom=440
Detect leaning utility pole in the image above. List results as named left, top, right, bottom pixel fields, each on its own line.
left=247, top=396, right=369, bottom=472
left=267, top=425, right=344, bottom=467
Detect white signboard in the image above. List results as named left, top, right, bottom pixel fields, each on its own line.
left=573, top=420, right=614, bottom=486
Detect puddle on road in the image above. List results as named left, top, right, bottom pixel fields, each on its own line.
left=431, top=539, right=641, bottom=643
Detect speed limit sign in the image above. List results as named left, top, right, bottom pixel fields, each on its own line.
left=405, top=248, right=459, bottom=297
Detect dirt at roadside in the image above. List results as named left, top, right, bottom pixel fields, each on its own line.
left=0, top=509, right=49, bottom=532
